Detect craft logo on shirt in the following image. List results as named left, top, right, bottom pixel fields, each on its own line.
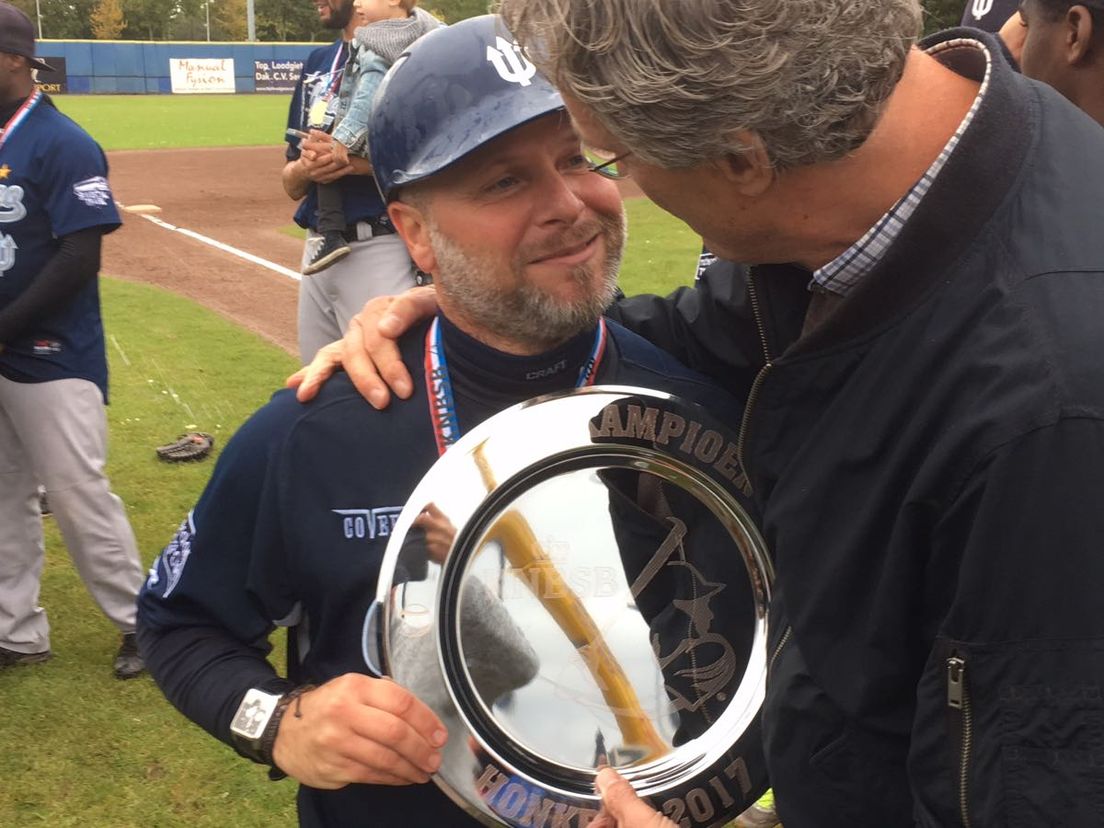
left=146, top=512, right=195, bottom=598
left=72, top=176, right=113, bottom=208
left=32, top=339, right=61, bottom=355
left=332, top=506, right=403, bottom=540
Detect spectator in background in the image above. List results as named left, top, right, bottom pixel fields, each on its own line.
left=301, top=0, right=441, bottom=276
left=282, top=0, right=418, bottom=363
left=1016, top=0, right=1104, bottom=124
left=0, top=0, right=144, bottom=680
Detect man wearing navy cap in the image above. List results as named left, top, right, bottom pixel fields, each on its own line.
left=0, top=0, right=145, bottom=679
left=138, top=15, right=756, bottom=827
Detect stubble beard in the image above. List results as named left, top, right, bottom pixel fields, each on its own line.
left=429, top=210, right=626, bottom=354
left=322, top=0, right=354, bottom=30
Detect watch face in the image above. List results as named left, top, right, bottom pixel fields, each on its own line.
left=368, top=386, right=773, bottom=827
left=231, top=690, right=280, bottom=740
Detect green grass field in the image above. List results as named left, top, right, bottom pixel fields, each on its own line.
left=0, top=94, right=702, bottom=825
left=55, top=94, right=292, bottom=150
left=0, top=280, right=299, bottom=826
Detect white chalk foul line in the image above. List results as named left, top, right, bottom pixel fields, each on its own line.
left=118, top=201, right=302, bottom=283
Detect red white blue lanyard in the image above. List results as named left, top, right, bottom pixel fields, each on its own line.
left=324, top=43, right=346, bottom=98
left=0, top=89, right=42, bottom=153
left=424, top=317, right=608, bottom=457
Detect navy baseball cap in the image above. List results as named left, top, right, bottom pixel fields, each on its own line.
left=0, top=1, right=54, bottom=72
left=369, top=14, right=564, bottom=201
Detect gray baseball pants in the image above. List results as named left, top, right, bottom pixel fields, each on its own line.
left=0, top=374, right=144, bottom=653
left=297, top=228, right=417, bottom=364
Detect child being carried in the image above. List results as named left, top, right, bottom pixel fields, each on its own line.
left=303, top=0, right=442, bottom=275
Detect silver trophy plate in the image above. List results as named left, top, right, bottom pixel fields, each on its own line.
left=366, top=386, right=772, bottom=827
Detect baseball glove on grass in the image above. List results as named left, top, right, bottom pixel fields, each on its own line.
left=156, top=432, right=215, bottom=463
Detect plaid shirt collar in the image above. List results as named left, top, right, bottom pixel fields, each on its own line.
left=810, top=38, right=993, bottom=296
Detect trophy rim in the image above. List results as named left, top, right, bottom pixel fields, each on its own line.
left=373, top=385, right=773, bottom=826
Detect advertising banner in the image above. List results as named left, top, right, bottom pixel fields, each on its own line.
left=34, top=56, right=67, bottom=94
left=255, top=59, right=303, bottom=94
left=169, top=58, right=236, bottom=94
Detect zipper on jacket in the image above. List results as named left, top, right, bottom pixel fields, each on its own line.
left=767, top=625, right=792, bottom=678
left=947, top=654, right=973, bottom=828
left=735, top=271, right=774, bottom=493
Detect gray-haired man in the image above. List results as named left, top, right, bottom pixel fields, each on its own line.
left=297, top=1, right=1104, bottom=825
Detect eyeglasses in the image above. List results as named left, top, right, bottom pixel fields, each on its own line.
left=584, top=148, right=632, bottom=180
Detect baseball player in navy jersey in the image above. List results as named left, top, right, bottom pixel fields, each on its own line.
left=0, top=1, right=144, bottom=679
left=138, top=16, right=762, bottom=827
left=283, top=0, right=417, bottom=364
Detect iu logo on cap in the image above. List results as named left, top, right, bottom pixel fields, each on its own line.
left=971, top=0, right=994, bottom=20
left=486, top=36, right=536, bottom=87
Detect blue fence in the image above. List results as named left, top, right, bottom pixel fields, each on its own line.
left=37, top=40, right=322, bottom=94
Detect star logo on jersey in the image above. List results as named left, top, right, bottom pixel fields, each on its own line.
left=0, top=165, right=10, bottom=180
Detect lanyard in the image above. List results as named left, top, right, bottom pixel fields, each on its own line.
left=0, top=89, right=42, bottom=153
left=424, top=317, right=608, bottom=457
left=324, top=42, right=346, bottom=98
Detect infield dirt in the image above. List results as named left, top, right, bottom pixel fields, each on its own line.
left=104, top=145, right=304, bottom=354
left=104, top=146, right=647, bottom=359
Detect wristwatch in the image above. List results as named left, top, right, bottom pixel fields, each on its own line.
left=229, top=688, right=285, bottom=766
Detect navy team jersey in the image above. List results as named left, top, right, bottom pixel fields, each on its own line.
left=138, top=317, right=758, bottom=827
left=286, top=39, right=386, bottom=230
left=960, top=0, right=1019, bottom=32
left=0, top=94, right=121, bottom=397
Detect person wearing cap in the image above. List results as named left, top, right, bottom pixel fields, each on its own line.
left=292, top=0, right=1104, bottom=824
left=1015, top=0, right=1104, bottom=124
left=961, top=0, right=1104, bottom=128
left=136, top=16, right=757, bottom=827
left=0, top=0, right=145, bottom=679
left=282, top=0, right=419, bottom=364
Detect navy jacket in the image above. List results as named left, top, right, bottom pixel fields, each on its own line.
left=611, top=30, right=1104, bottom=827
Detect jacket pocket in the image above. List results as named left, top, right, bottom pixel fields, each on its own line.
left=763, top=624, right=914, bottom=827
left=919, top=639, right=1104, bottom=827
left=999, top=677, right=1104, bottom=827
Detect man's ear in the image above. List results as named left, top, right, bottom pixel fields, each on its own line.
left=716, top=130, right=775, bottom=197
left=388, top=200, right=437, bottom=274
left=1066, top=5, right=1096, bottom=65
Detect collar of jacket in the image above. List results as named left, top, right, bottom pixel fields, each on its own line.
left=761, top=29, right=1033, bottom=363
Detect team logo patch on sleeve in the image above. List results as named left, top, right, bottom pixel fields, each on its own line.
left=146, top=511, right=195, bottom=598
left=72, top=176, right=113, bottom=207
